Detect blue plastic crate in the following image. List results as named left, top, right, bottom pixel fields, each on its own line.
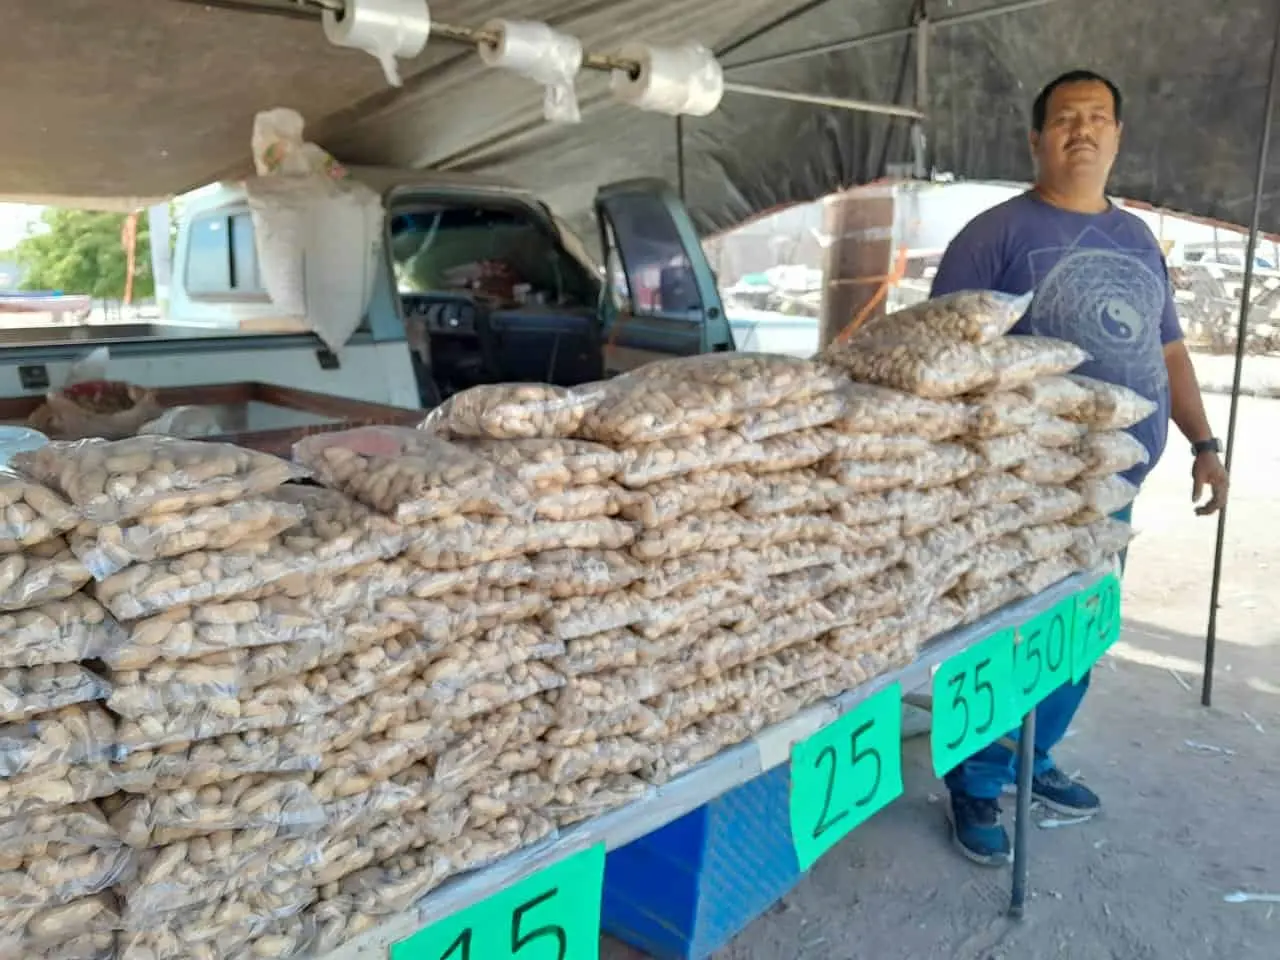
left=602, top=764, right=802, bottom=959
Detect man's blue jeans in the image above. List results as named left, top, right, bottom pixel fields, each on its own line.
left=944, top=504, right=1132, bottom=799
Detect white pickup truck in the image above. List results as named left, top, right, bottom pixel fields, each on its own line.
left=0, top=167, right=744, bottom=412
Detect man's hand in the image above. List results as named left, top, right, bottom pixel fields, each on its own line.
left=1192, top=452, right=1229, bottom=516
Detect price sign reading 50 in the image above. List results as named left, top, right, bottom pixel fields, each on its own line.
left=392, top=844, right=605, bottom=960
left=790, top=684, right=903, bottom=871
left=1013, top=598, right=1074, bottom=717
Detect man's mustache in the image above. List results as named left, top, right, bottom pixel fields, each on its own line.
left=1066, top=138, right=1097, bottom=150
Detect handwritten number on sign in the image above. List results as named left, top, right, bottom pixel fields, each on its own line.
left=810, top=719, right=884, bottom=841
left=440, top=930, right=472, bottom=960
left=790, top=685, right=903, bottom=871
left=1020, top=624, right=1045, bottom=696
left=510, top=888, right=567, bottom=959
left=811, top=745, right=849, bottom=840
left=944, top=672, right=970, bottom=750
left=973, top=658, right=996, bottom=736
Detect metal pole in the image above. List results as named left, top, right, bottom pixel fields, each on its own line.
left=723, top=0, right=1066, bottom=73
left=722, top=81, right=925, bottom=119
left=1009, top=710, right=1037, bottom=918
left=675, top=117, right=687, bottom=204
left=912, top=13, right=929, bottom=179
left=1202, top=3, right=1280, bottom=708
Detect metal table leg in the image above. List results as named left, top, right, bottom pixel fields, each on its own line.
left=1009, top=710, right=1036, bottom=919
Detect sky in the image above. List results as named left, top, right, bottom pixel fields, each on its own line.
left=0, top=203, right=44, bottom=252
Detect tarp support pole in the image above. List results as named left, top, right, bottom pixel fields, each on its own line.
left=1009, top=710, right=1037, bottom=918
left=911, top=12, right=929, bottom=178
left=723, top=0, right=1066, bottom=73
left=721, top=81, right=924, bottom=119
left=1201, top=0, right=1280, bottom=708
left=675, top=116, right=687, bottom=203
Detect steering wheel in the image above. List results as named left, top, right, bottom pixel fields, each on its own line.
left=401, top=291, right=503, bottom=383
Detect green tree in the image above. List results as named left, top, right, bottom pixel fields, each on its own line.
left=15, top=209, right=154, bottom=300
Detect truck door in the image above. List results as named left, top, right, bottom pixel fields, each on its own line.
left=594, top=179, right=733, bottom=376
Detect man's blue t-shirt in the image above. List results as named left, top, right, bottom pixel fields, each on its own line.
left=930, top=191, right=1182, bottom=486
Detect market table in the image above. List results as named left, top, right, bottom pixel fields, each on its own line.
left=318, top=565, right=1118, bottom=960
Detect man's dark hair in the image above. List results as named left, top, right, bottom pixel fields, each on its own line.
left=1032, top=70, right=1123, bottom=132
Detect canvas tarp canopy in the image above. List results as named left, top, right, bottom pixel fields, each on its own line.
left=5, top=0, right=1278, bottom=235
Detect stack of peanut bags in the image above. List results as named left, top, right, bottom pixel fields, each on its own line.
left=0, top=470, right=122, bottom=960
left=288, top=424, right=587, bottom=955
left=8, top=436, right=435, bottom=959
left=821, top=289, right=1146, bottom=631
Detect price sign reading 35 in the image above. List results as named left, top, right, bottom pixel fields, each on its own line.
left=392, top=844, right=604, bottom=960
left=790, top=684, right=903, bottom=871
left=931, top=628, right=1016, bottom=777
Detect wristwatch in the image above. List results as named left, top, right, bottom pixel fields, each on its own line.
left=1191, top=438, right=1222, bottom=456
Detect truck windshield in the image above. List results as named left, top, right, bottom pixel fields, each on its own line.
left=389, top=202, right=597, bottom=309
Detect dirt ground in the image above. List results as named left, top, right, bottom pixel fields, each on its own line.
left=602, top=391, right=1280, bottom=960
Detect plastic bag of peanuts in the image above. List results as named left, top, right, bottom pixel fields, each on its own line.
left=0, top=539, right=90, bottom=613
left=418, top=382, right=595, bottom=439
left=1062, top=375, right=1158, bottom=429
left=834, top=383, right=971, bottom=439
left=0, top=472, right=78, bottom=553
left=822, top=331, right=995, bottom=398
left=1070, top=474, right=1139, bottom=524
left=0, top=596, right=121, bottom=669
left=0, top=665, right=109, bottom=724
left=1072, top=430, right=1150, bottom=477
left=101, top=773, right=326, bottom=848
left=617, top=468, right=753, bottom=527
left=455, top=437, right=627, bottom=489
left=1014, top=374, right=1093, bottom=417
left=858, top=290, right=1031, bottom=344
left=292, top=426, right=533, bottom=523
left=733, top=391, right=848, bottom=442
left=69, top=496, right=306, bottom=580
left=577, top=353, right=843, bottom=445
left=0, top=893, right=119, bottom=960
left=981, top=336, right=1090, bottom=390
left=12, top=436, right=300, bottom=524
left=0, top=704, right=114, bottom=780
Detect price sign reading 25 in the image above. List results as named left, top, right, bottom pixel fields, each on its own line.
left=391, top=844, right=605, bottom=960
left=790, top=684, right=904, bottom=871
left=931, top=628, right=1016, bottom=777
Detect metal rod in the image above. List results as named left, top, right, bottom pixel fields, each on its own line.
left=912, top=12, right=930, bottom=178
left=675, top=116, right=687, bottom=203
left=716, top=0, right=839, bottom=59
left=1202, top=1, right=1280, bottom=708
left=723, top=0, right=1066, bottom=72
left=1009, top=710, right=1037, bottom=919
left=723, top=81, right=924, bottom=119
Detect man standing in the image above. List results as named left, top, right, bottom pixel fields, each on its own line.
left=930, top=69, right=1230, bottom=865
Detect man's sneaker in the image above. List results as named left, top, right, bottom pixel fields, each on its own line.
left=948, top=793, right=1011, bottom=867
left=1032, top=767, right=1101, bottom=817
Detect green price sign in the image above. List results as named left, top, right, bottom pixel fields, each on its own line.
left=1071, top=573, right=1122, bottom=682
left=391, top=844, right=605, bottom=960
left=931, top=628, right=1016, bottom=777
left=1013, top=598, right=1075, bottom=716
left=790, top=684, right=903, bottom=871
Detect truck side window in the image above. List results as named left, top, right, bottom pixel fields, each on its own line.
left=602, top=193, right=702, bottom=320
left=186, top=212, right=265, bottom=296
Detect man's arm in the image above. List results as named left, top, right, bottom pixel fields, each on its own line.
left=1159, top=290, right=1229, bottom=515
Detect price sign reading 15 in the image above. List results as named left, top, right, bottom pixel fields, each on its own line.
left=391, top=844, right=604, bottom=960
left=790, top=684, right=904, bottom=871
